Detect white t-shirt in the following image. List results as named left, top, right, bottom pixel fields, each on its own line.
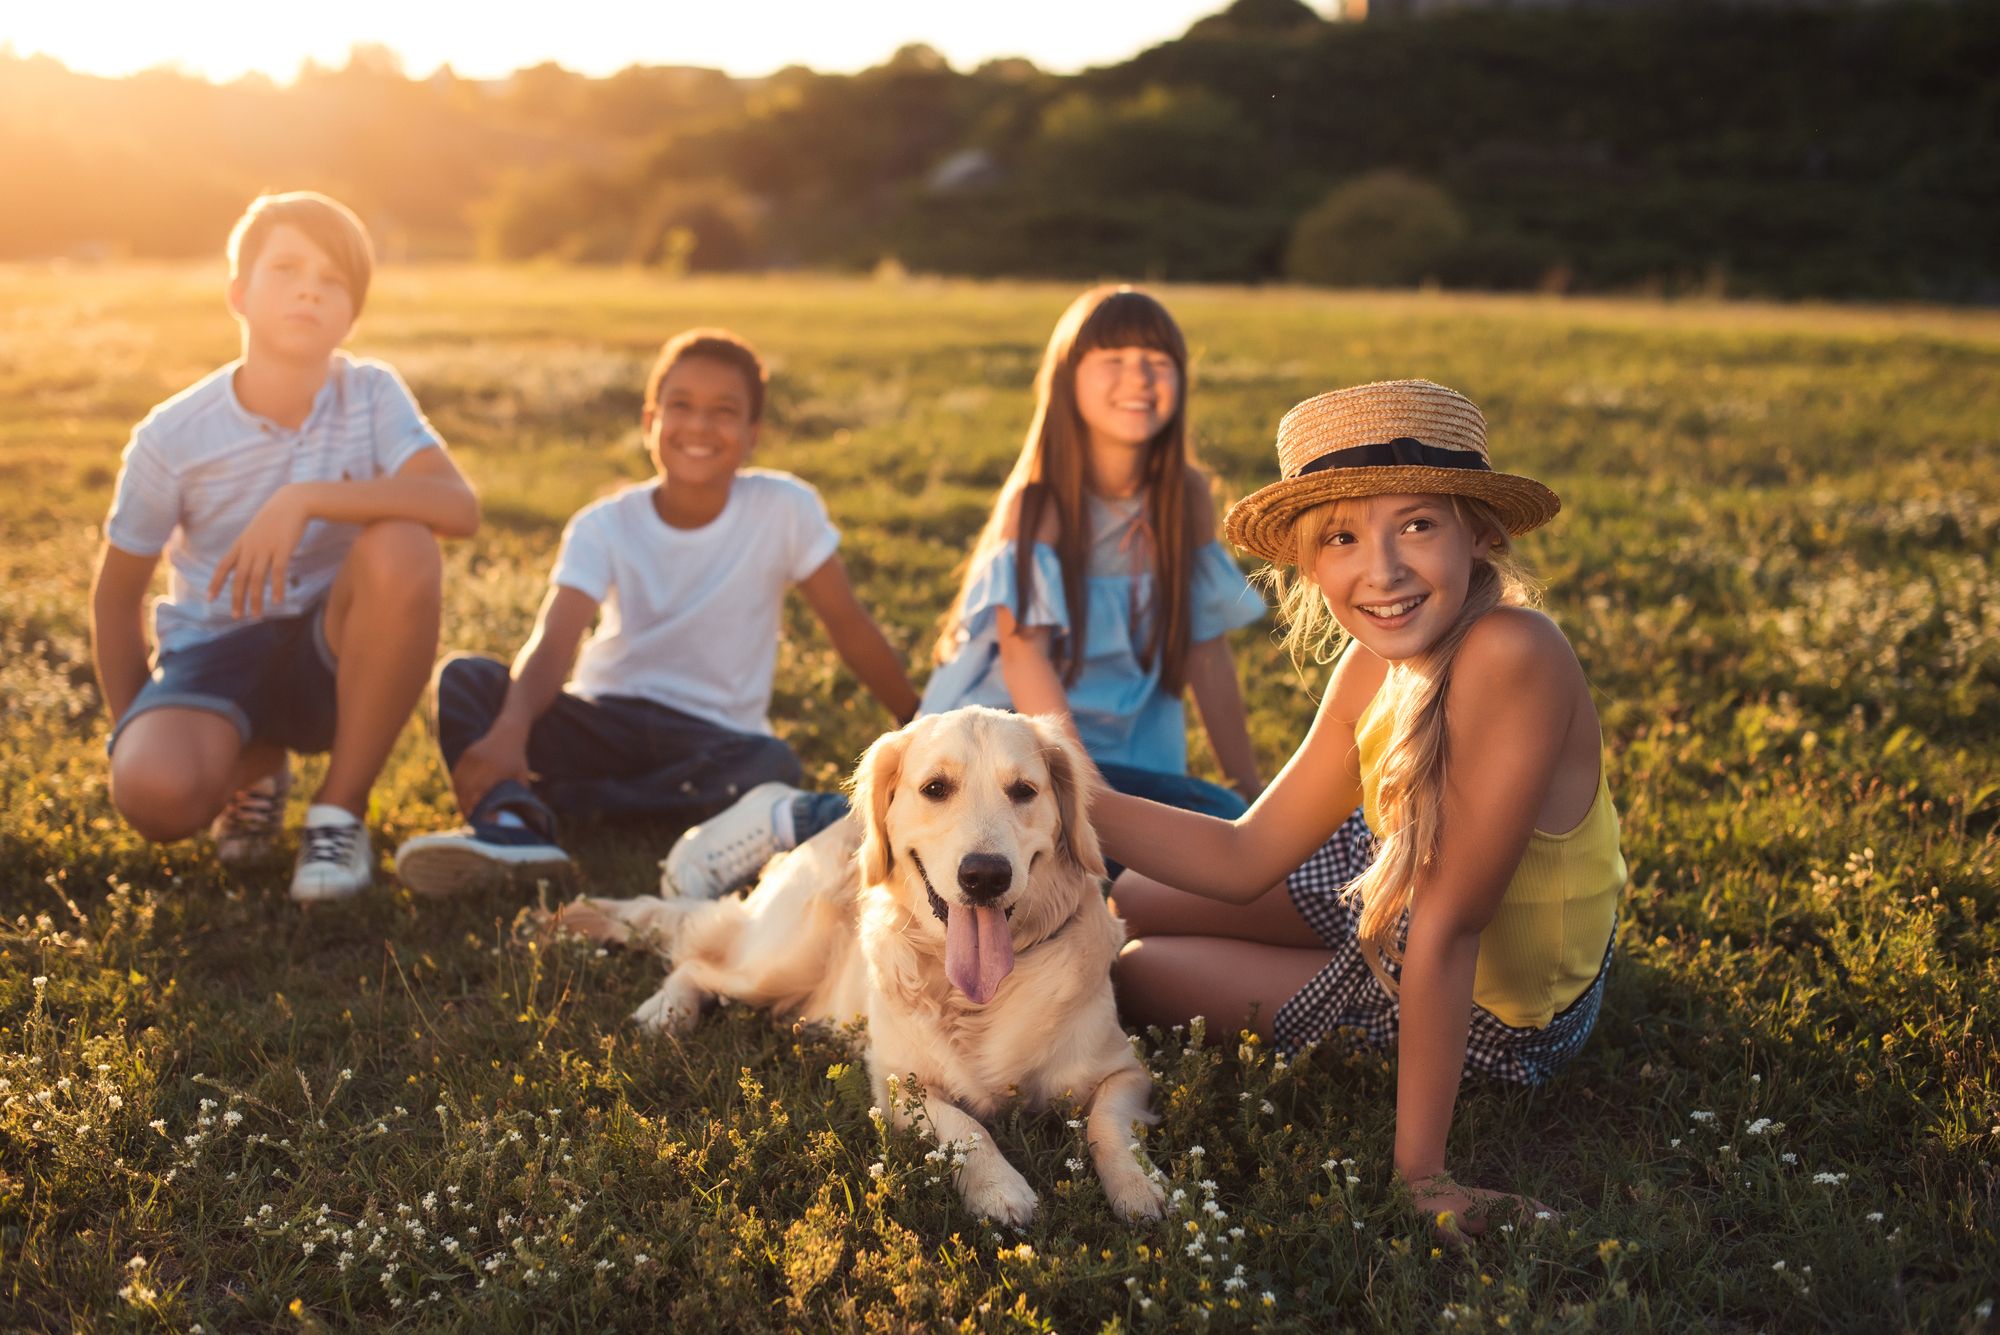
left=551, top=470, right=840, bottom=735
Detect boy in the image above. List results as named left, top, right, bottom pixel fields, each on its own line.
left=91, top=190, right=479, bottom=902
left=391, top=329, right=917, bottom=897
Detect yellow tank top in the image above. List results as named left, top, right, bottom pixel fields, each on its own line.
left=1353, top=683, right=1625, bottom=1029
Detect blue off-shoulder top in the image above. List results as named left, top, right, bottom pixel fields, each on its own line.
left=917, top=492, right=1266, bottom=774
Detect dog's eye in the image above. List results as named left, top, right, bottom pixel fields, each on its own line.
left=919, top=777, right=954, bottom=801
left=1006, top=781, right=1038, bottom=804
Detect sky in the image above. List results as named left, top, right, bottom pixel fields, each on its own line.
left=2, top=1, right=1242, bottom=83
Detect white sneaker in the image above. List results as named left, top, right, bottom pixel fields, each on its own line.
left=290, top=806, right=372, bottom=902
left=661, top=782, right=801, bottom=900
left=211, top=764, right=290, bottom=865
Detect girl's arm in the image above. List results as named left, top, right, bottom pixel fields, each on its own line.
left=995, top=608, right=1075, bottom=728
left=1091, top=640, right=1385, bottom=902
left=1391, top=610, right=1579, bottom=1230
left=798, top=555, right=919, bottom=724
left=988, top=486, right=1081, bottom=741
left=1179, top=475, right=1259, bottom=794
left=1184, top=635, right=1261, bottom=797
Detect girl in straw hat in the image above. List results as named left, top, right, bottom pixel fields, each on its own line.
left=1091, top=379, right=1625, bottom=1235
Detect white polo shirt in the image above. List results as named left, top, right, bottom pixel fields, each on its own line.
left=105, top=353, right=444, bottom=652
left=551, top=471, right=840, bottom=736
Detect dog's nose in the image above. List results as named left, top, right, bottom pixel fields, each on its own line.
left=957, top=853, right=1013, bottom=903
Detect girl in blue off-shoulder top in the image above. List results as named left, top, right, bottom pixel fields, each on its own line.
left=665, top=286, right=1267, bottom=895
left=920, top=286, right=1265, bottom=834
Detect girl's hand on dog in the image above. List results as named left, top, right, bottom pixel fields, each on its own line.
left=1403, top=1173, right=1550, bottom=1243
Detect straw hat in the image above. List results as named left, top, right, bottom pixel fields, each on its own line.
left=1224, top=379, right=1559, bottom=565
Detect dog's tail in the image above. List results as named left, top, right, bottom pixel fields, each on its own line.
left=549, top=894, right=703, bottom=958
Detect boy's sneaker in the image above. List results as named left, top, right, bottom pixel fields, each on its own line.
left=394, top=823, right=572, bottom=898
left=211, top=765, right=290, bottom=865
left=290, top=805, right=373, bottom=903
left=662, top=781, right=802, bottom=900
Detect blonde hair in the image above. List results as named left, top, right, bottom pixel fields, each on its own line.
left=1264, top=494, right=1541, bottom=992
left=935, top=286, right=1205, bottom=691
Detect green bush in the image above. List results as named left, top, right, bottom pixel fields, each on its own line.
left=1285, top=170, right=1469, bottom=288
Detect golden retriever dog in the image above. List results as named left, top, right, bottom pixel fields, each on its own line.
left=557, top=707, right=1165, bottom=1226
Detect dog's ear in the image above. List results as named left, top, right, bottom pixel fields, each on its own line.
left=1028, top=716, right=1107, bottom=880
left=850, top=725, right=910, bottom=885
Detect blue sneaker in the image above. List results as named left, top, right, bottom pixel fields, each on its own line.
left=393, top=822, right=572, bottom=898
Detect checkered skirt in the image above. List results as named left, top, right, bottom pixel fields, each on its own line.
left=1270, top=810, right=1612, bottom=1086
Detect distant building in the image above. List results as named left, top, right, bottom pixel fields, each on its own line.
left=926, top=149, right=1004, bottom=195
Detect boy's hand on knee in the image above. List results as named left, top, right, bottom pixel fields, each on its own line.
left=208, top=487, right=308, bottom=619
left=452, top=731, right=532, bottom=816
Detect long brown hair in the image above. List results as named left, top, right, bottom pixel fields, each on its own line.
left=935, top=286, right=1202, bottom=691
left=1271, top=494, right=1542, bottom=993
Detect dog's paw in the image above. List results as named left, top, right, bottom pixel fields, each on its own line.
left=960, top=1164, right=1038, bottom=1228
left=1103, top=1169, right=1167, bottom=1224
left=632, top=985, right=699, bottom=1035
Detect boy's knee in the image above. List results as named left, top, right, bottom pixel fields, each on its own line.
left=348, top=521, right=442, bottom=600
left=435, top=653, right=509, bottom=706
left=110, top=758, right=216, bottom=843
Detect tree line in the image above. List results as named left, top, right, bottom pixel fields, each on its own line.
left=3, top=0, right=1992, bottom=300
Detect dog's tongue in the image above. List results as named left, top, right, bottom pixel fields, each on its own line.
left=945, top=903, right=1014, bottom=1004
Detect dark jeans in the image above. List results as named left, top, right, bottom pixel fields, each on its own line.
left=434, top=654, right=806, bottom=836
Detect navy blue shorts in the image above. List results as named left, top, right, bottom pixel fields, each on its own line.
left=108, top=604, right=339, bottom=756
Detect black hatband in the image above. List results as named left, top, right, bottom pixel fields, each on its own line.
left=1294, top=437, right=1489, bottom=477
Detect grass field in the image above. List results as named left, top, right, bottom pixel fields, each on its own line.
left=2, top=265, right=1996, bottom=1331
